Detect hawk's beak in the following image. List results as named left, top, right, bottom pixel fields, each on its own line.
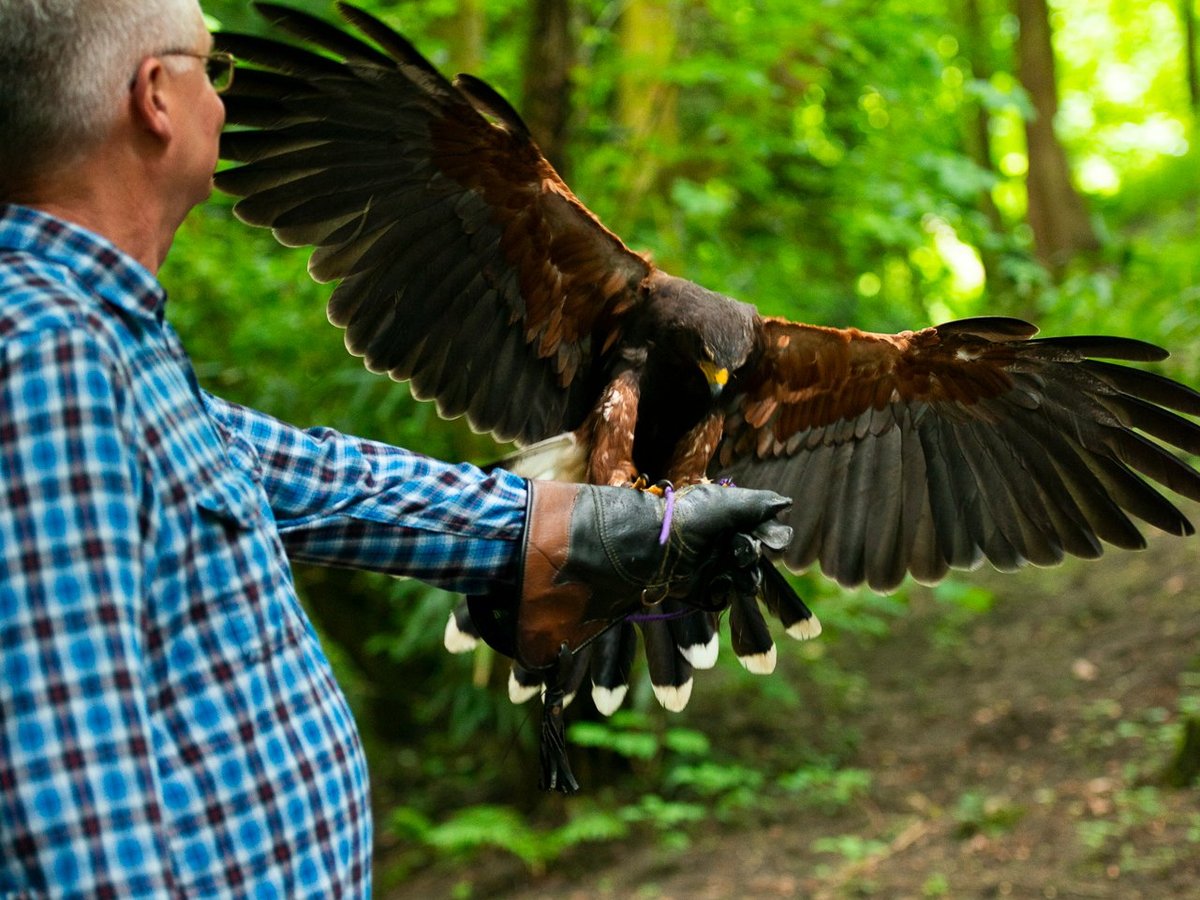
left=699, top=361, right=729, bottom=398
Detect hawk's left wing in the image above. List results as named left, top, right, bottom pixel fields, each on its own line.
left=717, top=316, right=1200, bottom=592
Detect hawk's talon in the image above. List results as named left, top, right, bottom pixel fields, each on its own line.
left=646, top=478, right=674, bottom=498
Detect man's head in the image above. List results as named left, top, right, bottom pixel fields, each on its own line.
left=0, top=0, right=224, bottom=230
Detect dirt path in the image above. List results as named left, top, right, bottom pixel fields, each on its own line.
left=395, top=513, right=1200, bottom=899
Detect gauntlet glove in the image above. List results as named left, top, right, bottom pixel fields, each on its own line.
left=466, top=479, right=796, bottom=792
left=469, top=479, right=793, bottom=670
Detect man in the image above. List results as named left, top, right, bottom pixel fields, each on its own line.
left=0, top=1, right=791, bottom=896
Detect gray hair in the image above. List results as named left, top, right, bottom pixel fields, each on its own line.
left=0, top=0, right=205, bottom=197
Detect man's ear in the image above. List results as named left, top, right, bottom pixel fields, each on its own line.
left=129, top=56, right=173, bottom=143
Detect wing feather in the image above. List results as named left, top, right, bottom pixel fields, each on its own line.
left=916, top=416, right=985, bottom=570
left=908, top=489, right=948, bottom=586
left=862, top=408, right=904, bottom=591
left=1082, top=360, right=1200, bottom=415
left=822, top=414, right=874, bottom=587
left=255, top=2, right=396, bottom=66
left=215, top=4, right=650, bottom=445
left=717, top=317, right=1200, bottom=590
left=786, top=442, right=832, bottom=570
left=984, top=407, right=1101, bottom=559
left=897, top=404, right=941, bottom=585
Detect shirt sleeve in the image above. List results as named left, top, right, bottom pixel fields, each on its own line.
left=201, top=392, right=528, bottom=595
left=0, top=329, right=183, bottom=897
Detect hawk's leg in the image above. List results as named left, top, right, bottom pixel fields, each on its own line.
left=664, top=412, right=726, bottom=486
left=585, top=370, right=641, bottom=486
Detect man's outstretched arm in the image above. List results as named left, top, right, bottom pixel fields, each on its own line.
left=202, top=393, right=527, bottom=595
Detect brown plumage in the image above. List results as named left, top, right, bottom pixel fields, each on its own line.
left=215, top=3, right=1200, bottom=708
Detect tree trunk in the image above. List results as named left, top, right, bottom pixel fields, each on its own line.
left=958, top=0, right=1029, bottom=312
left=522, top=0, right=575, bottom=175
left=616, top=0, right=679, bottom=210
left=435, top=0, right=485, bottom=72
left=961, top=0, right=1004, bottom=232
left=1015, top=0, right=1100, bottom=271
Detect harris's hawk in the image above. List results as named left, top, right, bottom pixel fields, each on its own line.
left=214, top=3, right=1200, bottom=718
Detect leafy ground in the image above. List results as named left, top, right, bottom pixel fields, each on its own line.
left=386, top=503, right=1200, bottom=899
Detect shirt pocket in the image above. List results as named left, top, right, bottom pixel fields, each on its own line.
left=186, top=466, right=301, bottom=663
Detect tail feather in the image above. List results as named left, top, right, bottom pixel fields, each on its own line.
left=590, top=622, right=637, bottom=716
left=730, top=593, right=777, bottom=674
left=508, top=661, right=542, bottom=704
left=639, top=619, right=694, bottom=712
left=761, top=563, right=822, bottom=640
left=670, top=608, right=719, bottom=669
left=443, top=599, right=480, bottom=654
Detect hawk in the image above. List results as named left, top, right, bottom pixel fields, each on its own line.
left=214, top=3, right=1200, bottom=717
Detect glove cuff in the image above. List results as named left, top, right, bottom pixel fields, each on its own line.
left=517, top=479, right=614, bottom=669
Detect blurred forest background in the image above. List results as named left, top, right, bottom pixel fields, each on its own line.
left=172, top=0, right=1199, bottom=895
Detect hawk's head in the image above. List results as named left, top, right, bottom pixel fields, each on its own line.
left=645, top=272, right=757, bottom=399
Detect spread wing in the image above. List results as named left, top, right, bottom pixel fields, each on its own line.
left=213, top=2, right=650, bottom=444
left=716, top=316, right=1200, bottom=592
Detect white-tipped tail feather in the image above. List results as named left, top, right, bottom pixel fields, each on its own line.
left=652, top=679, right=694, bottom=712
left=443, top=611, right=479, bottom=654
left=591, top=683, right=629, bottom=716
left=786, top=615, right=822, bottom=641
left=737, top=643, right=777, bottom=675
left=680, top=633, right=719, bottom=669
left=507, top=670, right=540, bottom=704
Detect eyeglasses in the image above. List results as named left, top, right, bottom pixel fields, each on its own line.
left=159, top=49, right=236, bottom=93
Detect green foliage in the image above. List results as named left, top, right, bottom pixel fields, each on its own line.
left=952, top=791, right=1026, bottom=838
left=1178, top=669, right=1200, bottom=727
left=811, top=833, right=889, bottom=863
left=929, top=580, right=997, bottom=650
left=1076, top=785, right=1167, bottom=864
left=933, top=581, right=996, bottom=616
left=1075, top=671, right=1200, bottom=791
left=812, top=583, right=910, bottom=639
left=922, top=872, right=952, bottom=898
left=778, top=762, right=873, bottom=814
left=664, top=760, right=764, bottom=798
left=568, top=711, right=666, bottom=761
left=385, top=711, right=775, bottom=872
left=388, top=802, right=629, bottom=874
left=566, top=712, right=766, bottom=822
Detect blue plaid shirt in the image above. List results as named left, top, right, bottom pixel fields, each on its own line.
left=0, top=204, right=527, bottom=898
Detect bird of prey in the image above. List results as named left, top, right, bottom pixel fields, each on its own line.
left=214, top=3, right=1200, bottom=718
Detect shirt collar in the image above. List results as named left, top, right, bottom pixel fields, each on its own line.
left=0, top=203, right=168, bottom=323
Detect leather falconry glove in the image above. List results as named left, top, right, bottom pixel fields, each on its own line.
left=468, top=480, right=794, bottom=671
left=468, top=479, right=793, bottom=794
